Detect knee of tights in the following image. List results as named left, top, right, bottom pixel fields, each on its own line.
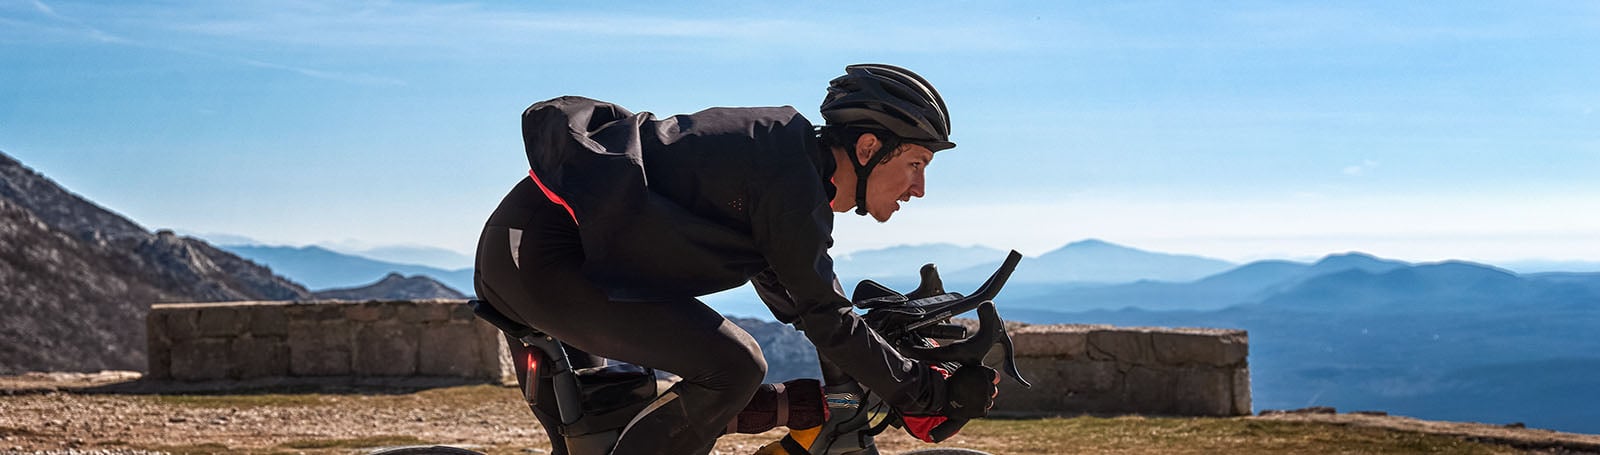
left=685, top=352, right=766, bottom=395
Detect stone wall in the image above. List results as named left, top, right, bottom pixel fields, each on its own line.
left=988, top=324, right=1251, bottom=417
left=144, top=301, right=1249, bottom=417
left=146, top=300, right=510, bottom=382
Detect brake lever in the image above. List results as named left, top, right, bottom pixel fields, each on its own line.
left=861, top=250, right=1023, bottom=333
left=906, top=263, right=946, bottom=300
left=900, top=301, right=1031, bottom=389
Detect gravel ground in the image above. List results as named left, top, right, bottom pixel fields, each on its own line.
left=0, top=387, right=543, bottom=454
left=0, top=373, right=829, bottom=455
left=6, top=372, right=1599, bottom=454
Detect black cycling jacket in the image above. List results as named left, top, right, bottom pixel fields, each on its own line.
left=519, top=96, right=944, bottom=414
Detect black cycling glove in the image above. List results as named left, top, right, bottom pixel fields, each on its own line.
left=943, top=364, right=999, bottom=419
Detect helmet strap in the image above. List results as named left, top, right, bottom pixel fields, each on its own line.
left=851, top=135, right=900, bottom=216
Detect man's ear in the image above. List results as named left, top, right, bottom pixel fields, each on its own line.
left=854, top=133, right=881, bottom=166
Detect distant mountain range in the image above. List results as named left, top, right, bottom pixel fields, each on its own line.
left=1006, top=253, right=1600, bottom=434
left=0, top=151, right=463, bottom=374
left=219, top=244, right=473, bottom=295
left=1, top=151, right=310, bottom=374
left=832, top=239, right=1236, bottom=291
left=217, top=237, right=1243, bottom=307
left=1007, top=252, right=1410, bottom=312
left=312, top=273, right=468, bottom=300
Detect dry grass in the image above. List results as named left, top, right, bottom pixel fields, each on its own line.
left=0, top=384, right=1544, bottom=454
left=926, top=416, right=1522, bottom=454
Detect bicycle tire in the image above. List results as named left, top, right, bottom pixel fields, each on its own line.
left=367, top=445, right=486, bottom=455
left=899, top=449, right=993, bottom=455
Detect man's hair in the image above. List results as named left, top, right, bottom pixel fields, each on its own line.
left=817, top=125, right=904, bottom=165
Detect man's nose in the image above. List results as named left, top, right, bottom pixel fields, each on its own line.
left=909, top=173, right=926, bottom=198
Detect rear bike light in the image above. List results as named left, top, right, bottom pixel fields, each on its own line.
left=524, top=352, right=541, bottom=406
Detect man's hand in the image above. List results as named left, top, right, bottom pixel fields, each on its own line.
left=943, top=364, right=999, bottom=418
left=901, top=365, right=1000, bottom=442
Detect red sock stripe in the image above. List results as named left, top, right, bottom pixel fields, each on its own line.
left=528, top=169, right=578, bottom=226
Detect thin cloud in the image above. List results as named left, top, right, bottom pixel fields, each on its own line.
left=7, top=0, right=404, bottom=86
left=236, top=57, right=406, bottom=87
left=1343, top=160, right=1380, bottom=176
left=28, top=0, right=54, bottom=15
left=133, top=1, right=1032, bottom=54
left=17, top=0, right=128, bottom=43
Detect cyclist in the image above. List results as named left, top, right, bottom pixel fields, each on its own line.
left=474, top=64, right=998, bottom=454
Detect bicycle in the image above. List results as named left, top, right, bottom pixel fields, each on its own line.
left=374, top=250, right=1029, bottom=455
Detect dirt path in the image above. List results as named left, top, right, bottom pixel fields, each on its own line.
left=1252, top=409, right=1600, bottom=454
left=0, top=372, right=875, bottom=455
left=4, top=372, right=1599, bottom=454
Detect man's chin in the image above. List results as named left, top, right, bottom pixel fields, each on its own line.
left=871, top=209, right=895, bottom=223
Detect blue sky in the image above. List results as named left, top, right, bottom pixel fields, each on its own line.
left=3, top=0, right=1598, bottom=264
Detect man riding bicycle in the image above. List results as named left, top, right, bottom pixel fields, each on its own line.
left=473, top=64, right=999, bottom=454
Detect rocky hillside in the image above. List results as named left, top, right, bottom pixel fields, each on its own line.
left=312, top=273, right=467, bottom=300
left=0, top=151, right=311, bottom=374
left=729, top=317, right=820, bottom=383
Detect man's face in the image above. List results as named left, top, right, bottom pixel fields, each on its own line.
left=864, top=144, right=933, bottom=222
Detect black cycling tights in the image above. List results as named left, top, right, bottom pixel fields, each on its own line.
left=474, top=179, right=767, bottom=455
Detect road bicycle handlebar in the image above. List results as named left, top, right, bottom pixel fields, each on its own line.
left=856, top=250, right=1031, bottom=389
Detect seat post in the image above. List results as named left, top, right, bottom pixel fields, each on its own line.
left=469, top=300, right=585, bottom=425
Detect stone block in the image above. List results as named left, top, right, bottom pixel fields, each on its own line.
left=418, top=302, right=453, bottom=322
left=1151, top=330, right=1248, bottom=367
left=1121, top=365, right=1177, bottom=414
left=395, top=301, right=424, bottom=324
left=355, top=322, right=419, bottom=376
left=313, top=302, right=349, bottom=321
left=1233, top=366, right=1253, bottom=415
left=1088, top=329, right=1155, bottom=365
left=345, top=302, right=391, bottom=322
left=170, top=338, right=231, bottom=381
left=146, top=318, right=172, bottom=380
left=230, top=335, right=288, bottom=379
left=419, top=322, right=482, bottom=377
left=1171, top=367, right=1234, bottom=416
left=163, top=309, right=199, bottom=341
left=248, top=305, right=288, bottom=337
left=493, top=337, right=516, bottom=384
left=196, top=306, right=243, bottom=337
left=995, top=358, right=1127, bottom=415
left=472, top=318, right=512, bottom=380
left=448, top=301, right=475, bottom=320
left=288, top=320, right=353, bottom=376
left=285, top=302, right=344, bottom=322
left=1011, top=328, right=1089, bottom=358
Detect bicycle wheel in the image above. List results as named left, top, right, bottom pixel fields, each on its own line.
left=899, top=449, right=993, bottom=455
left=367, top=445, right=486, bottom=455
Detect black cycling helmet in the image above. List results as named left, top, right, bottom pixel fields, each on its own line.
left=820, top=63, right=954, bottom=216
left=820, top=64, right=954, bottom=151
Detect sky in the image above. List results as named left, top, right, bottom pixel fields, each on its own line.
left=3, top=0, right=1598, bottom=265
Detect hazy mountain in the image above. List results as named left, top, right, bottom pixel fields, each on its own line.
left=225, top=242, right=1006, bottom=312
left=221, top=244, right=473, bottom=295
left=1257, top=260, right=1544, bottom=312
left=345, top=245, right=474, bottom=270
left=1005, top=252, right=1411, bottom=312
left=962, top=239, right=1235, bottom=285
left=1500, top=259, right=1600, bottom=274
left=312, top=273, right=468, bottom=300
left=834, top=243, right=1005, bottom=280
left=728, top=317, right=820, bottom=383
left=177, top=231, right=264, bottom=248
left=1006, top=257, right=1600, bottom=434
left=1, top=151, right=310, bottom=374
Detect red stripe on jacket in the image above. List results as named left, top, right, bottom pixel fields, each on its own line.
left=528, top=169, right=578, bottom=226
